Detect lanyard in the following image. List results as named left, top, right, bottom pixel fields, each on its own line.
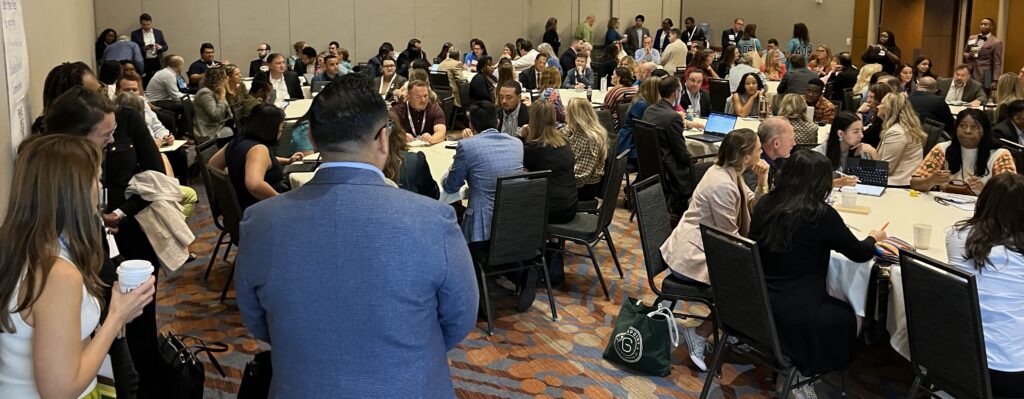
left=379, top=75, right=395, bottom=95
left=406, top=104, right=427, bottom=135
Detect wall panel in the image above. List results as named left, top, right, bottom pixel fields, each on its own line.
left=219, top=0, right=291, bottom=70
left=288, top=0, right=356, bottom=65
left=880, top=0, right=925, bottom=65
left=681, top=0, right=854, bottom=53
left=526, top=0, right=573, bottom=51
left=141, top=0, right=221, bottom=64
left=1006, top=0, right=1023, bottom=78
left=578, top=0, right=612, bottom=45
left=94, top=0, right=143, bottom=43
left=354, top=0, right=416, bottom=63
left=469, top=0, right=524, bottom=59
left=415, top=0, right=472, bottom=57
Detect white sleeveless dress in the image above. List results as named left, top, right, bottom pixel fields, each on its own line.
left=0, top=243, right=102, bottom=398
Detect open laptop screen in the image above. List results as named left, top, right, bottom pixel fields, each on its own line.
left=704, top=113, right=737, bottom=135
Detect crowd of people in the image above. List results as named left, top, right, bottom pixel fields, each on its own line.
left=4, top=10, right=1022, bottom=399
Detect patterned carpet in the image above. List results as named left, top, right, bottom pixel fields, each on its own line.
left=159, top=183, right=916, bottom=398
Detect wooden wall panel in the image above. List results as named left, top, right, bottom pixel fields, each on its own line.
left=969, top=0, right=999, bottom=32
left=852, top=0, right=871, bottom=66
left=920, top=0, right=958, bottom=77
left=1005, top=0, right=1024, bottom=78
left=880, top=0, right=925, bottom=67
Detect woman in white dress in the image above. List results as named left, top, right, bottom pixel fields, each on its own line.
left=0, top=135, right=154, bottom=399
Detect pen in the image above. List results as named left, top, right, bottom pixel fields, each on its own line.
left=880, top=222, right=889, bottom=231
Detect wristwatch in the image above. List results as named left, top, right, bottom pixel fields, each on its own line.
left=113, top=209, right=126, bottom=221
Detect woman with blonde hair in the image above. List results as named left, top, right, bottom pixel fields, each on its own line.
left=537, top=66, right=566, bottom=122
left=852, top=63, right=882, bottom=95
left=875, top=93, right=925, bottom=186
left=0, top=134, right=154, bottom=398
left=564, top=97, right=610, bottom=200
left=994, top=72, right=1024, bottom=123
left=777, top=93, right=819, bottom=144
left=808, top=44, right=836, bottom=77
left=760, top=49, right=787, bottom=81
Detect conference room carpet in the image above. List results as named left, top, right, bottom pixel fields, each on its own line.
left=159, top=183, right=916, bottom=398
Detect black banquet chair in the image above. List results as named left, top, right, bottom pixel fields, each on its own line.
left=204, top=165, right=243, bottom=302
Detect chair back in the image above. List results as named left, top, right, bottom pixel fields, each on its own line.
left=180, top=94, right=197, bottom=139
left=674, top=67, right=687, bottom=78
left=900, top=250, right=992, bottom=399
left=631, top=176, right=672, bottom=289
left=457, top=80, right=471, bottom=110
left=615, top=102, right=630, bottom=134
left=487, top=171, right=550, bottom=265
left=194, top=140, right=222, bottom=220
left=596, top=109, right=616, bottom=144
left=823, top=81, right=835, bottom=101
left=205, top=165, right=243, bottom=244
left=440, top=95, right=456, bottom=129
left=708, top=78, right=731, bottom=114
left=921, top=118, right=946, bottom=157
left=998, top=138, right=1024, bottom=173
left=595, top=150, right=630, bottom=231
left=429, top=71, right=451, bottom=92
left=632, top=119, right=664, bottom=181
left=275, top=125, right=295, bottom=158
left=700, top=223, right=787, bottom=367
left=828, top=99, right=842, bottom=115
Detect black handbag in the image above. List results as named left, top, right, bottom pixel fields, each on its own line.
left=157, top=331, right=227, bottom=399
left=237, top=351, right=272, bottom=399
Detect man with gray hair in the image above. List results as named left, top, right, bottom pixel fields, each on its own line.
left=102, top=35, right=145, bottom=74
left=727, top=53, right=767, bottom=92
left=745, top=117, right=796, bottom=190
left=635, top=62, right=658, bottom=84
left=145, top=54, right=192, bottom=135
left=909, top=76, right=955, bottom=134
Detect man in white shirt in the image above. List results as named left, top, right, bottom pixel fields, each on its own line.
left=130, top=13, right=168, bottom=85
left=511, top=41, right=539, bottom=73
left=144, top=55, right=191, bottom=136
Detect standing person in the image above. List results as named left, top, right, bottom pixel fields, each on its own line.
left=235, top=74, right=477, bottom=398
left=875, top=93, right=925, bottom=186
left=861, top=30, right=902, bottom=75
left=786, top=23, right=813, bottom=67
left=963, top=17, right=1003, bottom=90
left=0, top=134, right=155, bottom=399
left=254, top=53, right=304, bottom=101
left=749, top=150, right=886, bottom=395
left=681, top=17, right=707, bottom=51
left=575, top=15, right=595, bottom=44
left=96, top=28, right=117, bottom=63
left=606, top=18, right=627, bottom=50
left=543, top=18, right=561, bottom=55
left=660, top=29, right=688, bottom=74
left=397, top=39, right=426, bottom=78
left=736, top=24, right=762, bottom=55
left=624, top=15, right=650, bottom=56
left=564, top=97, right=609, bottom=201
left=946, top=173, right=1024, bottom=399
left=102, top=35, right=144, bottom=76
left=248, top=43, right=271, bottom=78
left=654, top=18, right=676, bottom=52
left=130, top=13, right=168, bottom=85
left=721, top=18, right=744, bottom=49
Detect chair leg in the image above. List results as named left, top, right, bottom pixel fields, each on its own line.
left=204, top=230, right=227, bottom=281
left=479, top=268, right=495, bottom=336
left=219, top=261, right=235, bottom=303
left=708, top=305, right=723, bottom=378
left=778, top=367, right=798, bottom=399
left=699, top=332, right=730, bottom=399
left=840, top=370, right=848, bottom=397
left=668, top=300, right=678, bottom=311
left=540, top=261, right=558, bottom=322
left=906, top=375, right=923, bottom=399
left=603, top=228, right=624, bottom=278
left=586, top=244, right=611, bottom=299
left=223, top=241, right=233, bottom=261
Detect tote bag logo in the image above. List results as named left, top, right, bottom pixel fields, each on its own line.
left=614, top=326, right=643, bottom=363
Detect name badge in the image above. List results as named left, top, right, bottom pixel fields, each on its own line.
left=878, top=50, right=886, bottom=56
left=728, top=34, right=735, bottom=40
left=968, top=39, right=977, bottom=45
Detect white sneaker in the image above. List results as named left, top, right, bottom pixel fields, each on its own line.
left=681, top=327, right=708, bottom=371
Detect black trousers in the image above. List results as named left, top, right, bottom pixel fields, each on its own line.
left=991, top=368, right=1024, bottom=398
left=164, top=148, right=188, bottom=185
left=142, top=58, right=161, bottom=87
left=153, top=100, right=192, bottom=138
left=114, top=219, right=161, bottom=399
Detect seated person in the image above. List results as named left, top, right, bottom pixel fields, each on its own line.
left=805, top=78, right=835, bottom=123
left=518, top=52, right=548, bottom=91
left=814, top=111, right=877, bottom=187
left=641, top=76, right=692, bottom=222
left=294, top=46, right=317, bottom=76
left=311, top=54, right=341, bottom=83
left=391, top=80, right=446, bottom=144
left=563, top=98, right=609, bottom=200
left=875, top=93, right=925, bottom=187
left=911, top=109, right=1016, bottom=195
left=383, top=111, right=439, bottom=199
left=945, top=173, right=1024, bottom=399
left=749, top=150, right=886, bottom=390
left=681, top=69, right=710, bottom=118
left=373, top=58, right=408, bottom=103
left=254, top=53, right=304, bottom=101
left=776, top=94, right=819, bottom=144
left=601, top=67, right=638, bottom=128
left=497, top=81, right=529, bottom=136
left=661, top=128, right=769, bottom=371
left=208, top=104, right=303, bottom=212
left=777, top=54, right=817, bottom=95
left=937, top=64, right=988, bottom=106
left=727, top=72, right=764, bottom=117
left=187, top=42, right=222, bottom=88
left=993, top=100, right=1024, bottom=146
left=563, top=53, right=595, bottom=89
left=193, top=67, right=235, bottom=146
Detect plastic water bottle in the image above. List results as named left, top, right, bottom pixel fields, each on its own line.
left=586, top=84, right=592, bottom=102
left=685, top=108, right=695, bottom=122
left=600, top=77, right=608, bottom=92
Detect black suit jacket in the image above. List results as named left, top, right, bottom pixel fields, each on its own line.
left=778, top=68, right=818, bottom=95
left=498, top=104, right=530, bottom=132
left=830, top=67, right=859, bottom=102
left=993, top=119, right=1022, bottom=146
left=248, top=58, right=266, bottom=78
left=721, top=29, right=740, bottom=48
left=130, top=28, right=168, bottom=59
left=559, top=49, right=577, bottom=78
left=909, top=91, right=955, bottom=135
left=469, top=73, right=495, bottom=103
left=255, top=70, right=304, bottom=100
left=519, top=67, right=541, bottom=91
left=642, top=100, right=693, bottom=215
left=936, top=78, right=988, bottom=104
left=680, top=89, right=711, bottom=118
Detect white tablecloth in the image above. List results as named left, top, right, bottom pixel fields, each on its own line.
left=289, top=140, right=458, bottom=191
left=683, top=117, right=831, bottom=156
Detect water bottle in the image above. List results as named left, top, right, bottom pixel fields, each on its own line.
left=758, top=92, right=769, bottom=121
left=586, top=84, right=592, bottom=102
left=600, top=77, right=608, bottom=92
left=685, top=108, right=695, bottom=122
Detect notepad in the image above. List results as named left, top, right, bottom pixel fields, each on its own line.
left=855, top=184, right=885, bottom=196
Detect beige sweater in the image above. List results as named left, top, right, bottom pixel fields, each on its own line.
left=126, top=171, right=195, bottom=271
left=876, top=124, right=923, bottom=186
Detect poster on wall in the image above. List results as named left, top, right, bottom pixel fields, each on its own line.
left=1, top=0, right=29, bottom=156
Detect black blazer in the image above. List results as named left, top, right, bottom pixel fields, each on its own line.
left=830, top=67, right=859, bottom=102
left=543, top=30, right=561, bottom=55
left=559, top=48, right=577, bottom=78
left=721, top=28, right=740, bottom=49
left=398, top=151, right=440, bottom=200
left=130, top=28, right=168, bottom=59
left=248, top=58, right=266, bottom=78
left=778, top=68, right=819, bottom=95
left=468, top=73, right=495, bottom=103
left=993, top=119, right=1022, bottom=146
left=909, top=91, right=955, bottom=134
left=106, top=108, right=165, bottom=216
left=642, top=100, right=693, bottom=215
left=680, top=90, right=711, bottom=118
left=255, top=70, right=304, bottom=100
left=498, top=104, right=530, bottom=132
left=519, top=67, right=540, bottom=91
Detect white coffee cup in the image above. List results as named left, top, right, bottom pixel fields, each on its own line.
left=913, top=223, right=933, bottom=250
left=841, top=190, right=857, bottom=207
left=117, top=260, right=154, bottom=294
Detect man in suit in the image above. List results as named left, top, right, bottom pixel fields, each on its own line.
left=559, top=39, right=583, bottom=78
left=829, top=52, right=858, bottom=102
left=248, top=43, right=270, bottom=78
left=642, top=76, right=693, bottom=221
left=235, top=75, right=477, bottom=398
left=660, top=29, right=688, bottom=74
left=438, top=49, right=465, bottom=107
left=778, top=54, right=817, bottom=95
left=721, top=18, right=744, bottom=49
left=993, top=100, right=1024, bottom=146
left=909, top=77, right=955, bottom=135
left=938, top=64, right=988, bottom=106
left=373, top=58, right=407, bottom=103
left=294, top=47, right=318, bottom=76
left=446, top=101, right=527, bottom=308
left=743, top=117, right=796, bottom=190
left=623, top=15, right=651, bottom=56
left=681, top=69, right=711, bottom=118
left=497, top=81, right=529, bottom=135
left=563, top=53, right=595, bottom=89
left=653, top=18, right=675, bottom=52
left=254, top=53, right=304, bottom=101
left=518, top=53, right=547, bottom=91
left=131, top=13, right=168, bottom=85
left=963, top=17, right=1003, bottom=89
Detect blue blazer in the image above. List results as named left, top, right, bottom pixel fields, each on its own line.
left=443, top=130, right=523, bottom=243
left=236, top=165, right=478, bottom=398
left=130, top=28, right=168, bottom=60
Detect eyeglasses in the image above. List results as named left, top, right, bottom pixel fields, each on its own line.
left=103, top=122, right=118, bottom=139
left=376, top=120, right=394, bottom=140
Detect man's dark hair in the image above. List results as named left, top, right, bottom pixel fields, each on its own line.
left=869, top=71, right=888, bottom=85
left=139, top=13, right=152, bottom=22
left=41, top=87, right=117, bottom=135
left=41, top=61, right=95, bottom=110
left=308, top=74, right=388, bottom=153
left=837, top=52, right=852, bottom=67
left=954, top=63, right=970, bottom=73
left=520, top=40, right=534, bottom=52
left=1008, top=100, right=1024, bottom=118
left=789, top=54, right=806, bottom=68
left=651, top=68, right=670, bottom=78
left=323, top=54, right=338, bottom=63
left=536, top=53, right=549, bottom=62
left=500, top=79, right=522, bottom=95
left=301, top=47, right=318, bottom=59
left=200, top=42, right=215, bottom=54
left=635, top=15, right=645, bottom=22
left=807, top=78, right=825, bottom=91
left=411, top=58, right=431, bottom=72
left=657, top=76, right=681, bottom=98
left=98, top=60, right=123, bottom=85
left=615, top=67, right=635, bottom=86
left=468, top=101, right=499, bottom=131
left=768, top=38, right=779, bottom=46
left=449, top=49, right=461, bottom=61
left=240, top=104, right=286, bottom=146
left=329, top=41, right=340, bottom=48
left=684, top=17, right=693, bottom=24
left=249, top=80, right=272, bottom=95
left=261, top=42, right=272, bottom=51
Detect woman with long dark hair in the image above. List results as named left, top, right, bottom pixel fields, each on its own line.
left=815, top=111, right=877, bottom=187
left=728, top=72, right=764, bottom=117
left=469, top=55, right=497, bottom=103
left=716, top=45, right=740, bottom=80
left=749, top=150, right=885, bottom=387
left=95, top=28, right=117, bottom=62
left=947, top=173, right=1024, bottom=398
left=683, top=49, right=717, bottom=91
left=911, top=109, right=1016, bottom=194
left=433, top=42, right=453, bottom=65
left=913, top=56, right=936, bottom=80
left=861, top=30, right=901, bottom=74
left=786, top=23, right=812, bottom=66
left=543, top=17, right=561, bottom=54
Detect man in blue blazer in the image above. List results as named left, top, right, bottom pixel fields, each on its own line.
left=235, top=74, right=478, bottom=398
left=130, top=13, right=168, bottom=85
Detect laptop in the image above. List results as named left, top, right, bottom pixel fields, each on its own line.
left=844, top=157, right=889, bottom=196
left=311, top=80, right=330, bottom=93
left=688, top=113, right=737, bottom=143
left=283, top=153, right=321, bottom=175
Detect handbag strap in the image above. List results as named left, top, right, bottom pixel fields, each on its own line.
left=647, top=304, right=680, bottom=348
left=169, top=333, right=230, bottom=377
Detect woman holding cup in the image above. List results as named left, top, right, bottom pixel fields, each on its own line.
left=0, top=135, right=154, bottom=398
left=910, top=109, right=1016, bottom=195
